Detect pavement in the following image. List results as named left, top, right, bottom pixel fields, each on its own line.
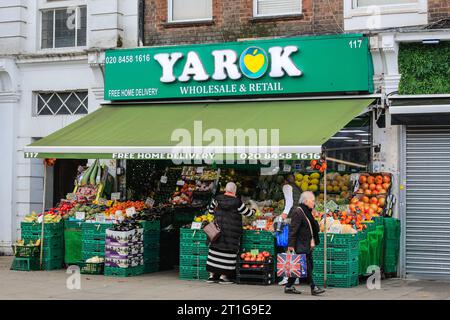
left=1, top=256, right=450, bottom=300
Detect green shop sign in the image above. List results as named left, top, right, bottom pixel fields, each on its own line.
left=104, top=34, right=373, bottom=101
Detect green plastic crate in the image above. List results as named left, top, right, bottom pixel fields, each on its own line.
left=144, top=262, right=160, bottom=274
left=383, top=262, right=398, bottom=274
left=83, top=233, right=107, bottom=241
left=313, top=273, right=359, bottom=288
left=179, top=266, right=209, bottom=280
left=240, top=243, right=276, bottom=256
left=180, top=228, right=207, bottom=242
left=41, top=258, right=63, bottom=270
left=12, top=245, right=40, bottom=258
left=82, top=240, right=105, bottom=252
left=362, top=222, right=376, bottom=233
left=82, top=251, right=105, bottom=260
left=372, top=216, right=384, bottom=227
left=358, top=240, right=370, bottom=276
left=358, top=231, right=367, bottom=241
left=144, top=232, right=160, bottom=244
left=22, top=235, right=64, bottom=249
left=384, top=252, right=398, bottom=265
left=21, top=221, right=63, bottom=233
left=104, top=265, right=144, bottom=277
left=144, top=250, right=160, bottom=261
left=82, top=222, right=113, bottom=233
left=42, top=246, right=64, bottom=260
left=64, top=220, right=83, bottom=230
left=180, top=242, right=209, bottom=256
left=318, top=233, right=359, bottom=249
left=10, top=257, right=40, bottom=271
left=180, top=255, right=208, bottom=267
left=314, top=259, right=359, bottom=275
left=384, top=219, right=401, bottom=240
left=242, top=230, right=274, bottom=245
left=138, top=220, right=160, bottom=231
left=313, top=247, right=359, bottom=261
left=78, top=262, right=104, bottom=275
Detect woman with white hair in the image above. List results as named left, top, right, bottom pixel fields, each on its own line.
left=205, top=182, right=256, bottom=284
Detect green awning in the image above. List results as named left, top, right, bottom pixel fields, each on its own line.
left=24, top=99, right=374, bottom=159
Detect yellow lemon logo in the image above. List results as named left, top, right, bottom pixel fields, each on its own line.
left=240, top=47, right=268, bottom=79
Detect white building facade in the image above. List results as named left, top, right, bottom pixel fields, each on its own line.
left=0, top=0, right=140, bottom=254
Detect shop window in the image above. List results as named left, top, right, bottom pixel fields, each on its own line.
left=253, top=0, right=302, bottom=17
left=36, top=91, right=88, bottom=116
left=168, top=0, right=212, bottom=23
left=41, top=6, right=87, bottom=49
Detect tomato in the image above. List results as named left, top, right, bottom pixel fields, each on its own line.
left=243, top=264, right=250, bottom=268
left=375, top=175, right=383, bottom=185
left=367, top=176, right=375, bottom=184
left=359, top=175, right=367, bottom=184
left=370, top=197, right=378, bottom=204
left=240, top=253, right=246, bottom=259
left=362, top=196, right=370, bottom=203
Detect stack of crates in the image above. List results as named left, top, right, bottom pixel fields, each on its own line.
left=139, top=220, right=161, bottom=273
left=20, top=221, right=64, bottom=270
left=313, top=233, right=359, bottom=288
left=383, top=218, right=401, bottom=274
left=240, top=230, right=276, bottom=279
left=236, top=256, right=274, bottom=285
left=179, top=228, right=209, bottom=280
left=81, top=222, right=113, bottom=262
left=104, top=228, right=145, bottom=277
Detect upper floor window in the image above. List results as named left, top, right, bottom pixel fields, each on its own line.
left=168, top=0, right=212, bottom=23
left=36, top=91, right=88, bottom=116
left=41, top=6, right=87, bottom=49
left=353, top=0, right=417, bottom=7
left=253, top=0, right=302, bottom=17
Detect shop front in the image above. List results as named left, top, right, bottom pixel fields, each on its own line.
left=14, top=33, right=401, bottom=287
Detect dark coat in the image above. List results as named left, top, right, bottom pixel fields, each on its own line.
left=287, top=204, right=320, bottom=254
left=209, top=194, right=245, bottom=253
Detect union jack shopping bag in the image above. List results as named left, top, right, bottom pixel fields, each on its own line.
left=276, top=253, right=307, bottom=278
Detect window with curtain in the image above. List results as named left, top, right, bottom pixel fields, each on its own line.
left=169, top=0, right=212, bottom=22
left=41, top=6, right=87, bottom=49
left=254, top=0, right=302, bottom=17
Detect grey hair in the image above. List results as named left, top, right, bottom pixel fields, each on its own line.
left=299, top=191, right=315, bottom=204
left=225, top=182, right=237, bottom=194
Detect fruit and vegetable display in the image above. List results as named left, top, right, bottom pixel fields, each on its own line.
left=22, top=212, right=62, bottom=223
left=171, top=183, right=195, bottom=205
left=195, top=181, right=214, bottom=192
left=295, top=172, right=321, bottom=193
left=256, top=175, right=284, bottom=201
left=193, top=213, right=214, bottom=224
left=355, top=173, right=391, bottom=196
left=111, top=217, right=142, bottom=231
left=15, top=239, right=41, bottom=247
left=72, top=160, right=114, bottom=202
left=86, top=256, right=104, bottom=263
left=240, top=251, right=272, bottom=269
left=349, top=194, right=386, bottom=216
left=104, top=201, right=147, bottom=217
left=65, top=203, right=106, bottom=220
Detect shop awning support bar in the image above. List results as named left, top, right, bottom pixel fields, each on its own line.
left=323, top=144, right=381, bottom=152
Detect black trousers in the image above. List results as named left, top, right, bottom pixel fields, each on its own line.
left=286, top=252, right=315, bottom=289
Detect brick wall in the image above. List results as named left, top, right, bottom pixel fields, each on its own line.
left=144, top=0, right=343, bottom=46
left=428, top=0, right=450, bottom=26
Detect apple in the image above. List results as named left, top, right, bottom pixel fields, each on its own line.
left=243, top=264, right=250, bottom=268
left=251, top=265, right=258, bottom=269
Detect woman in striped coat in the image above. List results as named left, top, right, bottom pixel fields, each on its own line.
left=205, top=182, right=255, bottom=284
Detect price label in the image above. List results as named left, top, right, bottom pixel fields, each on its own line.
left=66, top=193, right=76, bottom=201
left=283, top=164, right=291, bottom=172
left=176, top=180, right=185, bottom=186
left=251, top=249, right=259, bottom=256
left=294, top=164, right=302, bottom=170
left=160, top=176, right=168, bottom=184
left=256, top=220, right=267, bottom=229
left=338, top=164, right=346, bottom=172
left=111, top=192, right=121, bottom=201
left=75, top=212, right=85, bottom=220
left=145, top=197, right=155, bottom=208
left=125, top=207, right=136, bottom=217
left=191, top=222, right=202, bottom=230
left=37, top=215, right=43, bottom=224
left=196, top=167, right=204, bottom=174
left=96, top=214, right=106, bottom=223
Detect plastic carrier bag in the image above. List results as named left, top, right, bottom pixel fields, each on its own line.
left=276, top=224, right=289, bottom=247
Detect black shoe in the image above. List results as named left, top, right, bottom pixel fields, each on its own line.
left=285, top=286, right=302, bottom=294
left=311, top=286, right=325, bottom=295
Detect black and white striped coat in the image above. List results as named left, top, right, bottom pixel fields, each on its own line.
left=206, top=194, right=255, bottom=252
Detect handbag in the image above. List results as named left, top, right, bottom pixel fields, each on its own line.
left=203, top=220, right=221, bottom=242
left=298, top=207, right=316, bottom=250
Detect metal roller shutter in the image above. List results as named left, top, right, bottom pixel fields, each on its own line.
left=406, top=126, right=450, bottom=279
